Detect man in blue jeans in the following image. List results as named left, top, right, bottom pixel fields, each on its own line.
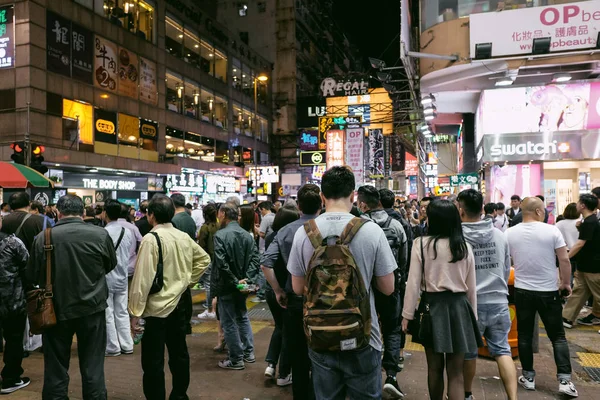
left=212, top=203, right=260, bottom=370
left=287, top=166, right=396, bottom=399
left=458, top=189, right=517, bottom=400
left=506, top=197, right=578, bottom=397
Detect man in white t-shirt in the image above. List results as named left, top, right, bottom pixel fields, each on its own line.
left=505, top=197, right=578, bottom=397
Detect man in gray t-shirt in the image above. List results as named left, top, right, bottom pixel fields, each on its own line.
left=287, top=166, right=396, bottom=400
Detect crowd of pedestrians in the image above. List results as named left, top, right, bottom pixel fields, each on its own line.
left=1, top=166, right=598, bottom=399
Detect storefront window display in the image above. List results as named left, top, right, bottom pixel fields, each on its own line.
left=214, top=48, right=227, bottom=83
left=165, top=16, right=184, bottom=58
left=166, top=71, right=183, bottom=114
left=232, top=59, right=242, bottom=91
left=233, top=103, right=243, bottom=134
left=214, top=95, right=228, bottom=129
left=200, top=88, right=214, bottom=123
left=242, top=65, right=252, bottom=97
left=215, top=140, right=230, bottom=164
left=183, top=28, right=201, bottom=68
left=243, top=108, right=253, bottom=136
left=184, top=80, right=200, bottom=119
left=200, top=40, right=214, bottom=76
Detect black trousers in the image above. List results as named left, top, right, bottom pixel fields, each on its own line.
left=375, top=289, right=402, bottom=376
left=181, top=288, right=192, bottom=335
left=285, top=295, right=315, bottom=400
left=265, top=289, right=290, bottom=377
left=0, top=312, right=26, bottom=385
left=142, top=297, right=190, bottom=400
left=42, top=311, right=107, bottom=400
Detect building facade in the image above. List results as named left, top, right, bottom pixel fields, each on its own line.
left=0, top=0, right=272, bottom=194
left=215, top=0, right=363, bottom=172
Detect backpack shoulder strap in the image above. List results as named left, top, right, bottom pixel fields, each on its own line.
left=340, top=217, right=368, bottom=245
left=303, top=219, right=323, bottom=249
left=383, top=216, right=393, bottom=229
left=15, top=213, right=32, bottom=238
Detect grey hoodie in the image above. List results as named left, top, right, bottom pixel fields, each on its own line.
left=362, top=209, right=408, bottom=280
left=462, top=219, right=510, bottom=305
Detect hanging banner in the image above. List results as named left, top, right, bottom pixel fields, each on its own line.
left=405, top=152, right=418, bottom=176
left=94, top=36, right=118, bottom=92
left=94, top=108, right=117, bottom=144
left=345, top=127, right=364, bottom=188
left=139, top=57, right=158, bottom=106
left=140, top=118, right=158, bottom=141
left=326, top=130, right=345, bottom=169
left=384, top=136, right=391, bottom=176
left=391, top=135, right=404, bottom=171
left=71, top=23, right=93, bottom=84
left=368, top=129, right=384, bottom=178
left=118, top=47, right=139, bottom=99
left=0, top=5, right=14, bottom=69
left=46, top=11, right=71, bottom=77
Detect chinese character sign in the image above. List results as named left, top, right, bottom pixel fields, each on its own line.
left=368, top=129, right=384, bottom=178
left=47, top=11, right=71, bottom=76
left=139, top=57, right=158, bottom=106
left=326, top=130, right=345, bottom=169
left=391, top=135, right=405, bottom=172
left=71, top=23, right=93, bottom=84
left=299, top=129, right=319, bottom=151
left=405, top=152, right=418, bottom=176
left=450, top=173, right=479, bottom=187
left=0, top=5, right=14, bottom=69
left=470, top=1, right=600, bottom=58
left=94, top=36, right=118, bottom=92
left=345, top=128, right=364, bottom=188
left=118, top=47, right=139, bottom=99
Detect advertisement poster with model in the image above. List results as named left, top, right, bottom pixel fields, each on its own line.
left=489, top=164, right=542, bottom=205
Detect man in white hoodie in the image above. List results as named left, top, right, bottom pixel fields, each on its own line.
left=457, top=189, right=517, bottom=400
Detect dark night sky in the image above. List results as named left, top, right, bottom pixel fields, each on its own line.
left=332, top=0, right=401, bottom=71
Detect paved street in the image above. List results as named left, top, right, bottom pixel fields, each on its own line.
left=5, top=294, right=600, bottom=399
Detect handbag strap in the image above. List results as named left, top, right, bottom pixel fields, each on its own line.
left=43, top=228, right=53, bottom=292
left=114, top=228, right=125, bottom=250
left=149, top=232, right=163, bottom=265
left=420, top=237, right=427, bottom=293
left=15, top=213, right=32, bottom=238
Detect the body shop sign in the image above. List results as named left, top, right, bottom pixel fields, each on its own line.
left=0, top=5, right=14, bottom=69
left=62, top=173, right=149, bottom=191
left=470, top=1, right=600, bottom=58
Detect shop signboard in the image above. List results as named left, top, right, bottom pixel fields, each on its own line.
left=345, top=128, right=364, bottom=188
left=476, top=82, right=600, bottom=145
left=249, top=166, right=279, bottom=184
left=481, top=130, right=600, bottom=162
left=320, top=77, right=369, bottom=97
left=63, top=99, right=94, bottom=145
left=318, top=116, right=361, bottom=149
left=326, top=130, right=345, bottom=169
left=94, top=109, right=117, bottom=144
left=368, top=129, right=384, bottom=178
left=139, top=57, right=158, bottom=106
left=31, top=190, right=51, bottom=207
left=47, top=11, right=71, bottom=77
left=140, top=119, right=158, bottom=141
left=349, top=105, right=371, bottom=124
left=118, top=113, right=139, bottom=143
left=165, top=172, right=203, bottom=193
left=405, top=152, right=418, bottom=176
left=71, top=23, right=93, bottom=84
left=450, top=173, right=479, bottom=187
left=299, top=151, right=326, bottom=166
left=297, top=96, right=326, bottom=128
left=118, top=47, right=139, bottom=99
left=94, top=36, right=118, bottom=92
left=62, top=173, right=148, bottom=191
left=391, top=135, right=404, bottom=172
left=470, top=1, right=600, bottom=58
left=0, top=5, right=14, bottom=69
left=299, top=129, right=319, bottom=151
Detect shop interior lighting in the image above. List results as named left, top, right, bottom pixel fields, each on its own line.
left=88, top=168, right=98, bottom=173
left=495, top=75, right=514, bottom=87
left=424, top=113, right=437, bottom=121
left=421, top=94, right=435, bottom=106
left=423, top=105, right=437, bottom=115
left=532, top=37, right=551, bottom=55
left=552, top=73, right=572, bottom=83
left=418, top=124, right=429, bottom=132
left=474, top=43, right=492, bottom=60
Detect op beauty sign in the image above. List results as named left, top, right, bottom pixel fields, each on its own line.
left=470, top=1, right=600, bottom=58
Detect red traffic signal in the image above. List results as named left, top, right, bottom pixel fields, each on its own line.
left=10, top=142, right=24, bottom=153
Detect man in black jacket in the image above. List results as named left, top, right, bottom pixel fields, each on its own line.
left=0, top=192, right=44, bottom=252
left=213, top=203, right=260, bottom=370
left=27, top=195, right=117, bottom=400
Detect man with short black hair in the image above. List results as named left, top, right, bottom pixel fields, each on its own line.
left=30, top=201, right=55, bottom=229
left=495, top=202, right=509, bottom=232
left=380, top=188, right=413, bottom=246
left=287, top=166, right=397, bottom=399
left=562, top=194, right=600, bottom=328
left=1, top=192, right=44, bottom=252
left=357, top=185, right=407, bottom=399
left=507, top=195, right=521, bottom=222
left=0, top=203, right=10, bottom=218
left=103, top=199, right=136, bottom=357
left=83, top=206, right=99, bottom=225
left=261, top=184, right=322, bottom=398
left=213, top=203, right=260, bottom=370
left=258, top=201, right=275, bottom=254
left=129, top=195, right=209, bottom=399
left=135, top=200, right=152, bottom=237
left=484, top=202, right=498, bottom=222
left=27, top=195, right=117, bottom=399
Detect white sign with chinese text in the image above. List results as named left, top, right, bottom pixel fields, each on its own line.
left=470, top=1, right=600, bottom=58
left=345, top=128, right=364, bottom=188
left=326, top=130, right=345, bottom=169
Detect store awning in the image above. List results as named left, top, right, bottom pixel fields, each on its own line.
left=0, top=162, right=54, bottom=188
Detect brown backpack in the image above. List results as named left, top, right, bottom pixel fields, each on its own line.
left=302, top=217, right=371, bottom=352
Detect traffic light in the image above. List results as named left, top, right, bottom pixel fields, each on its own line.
left=30, top=144, right=48, bottom=174
left=10, top=142, right=25, bottom=165
left=246, top=180, right=253, bottom=194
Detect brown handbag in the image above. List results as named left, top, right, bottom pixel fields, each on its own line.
left=26, top=228, right=57, bottom=334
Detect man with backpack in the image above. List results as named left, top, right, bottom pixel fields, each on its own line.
left=287, top=166, right=397, bottom=399
left=357, top=185, right=408, bottom=399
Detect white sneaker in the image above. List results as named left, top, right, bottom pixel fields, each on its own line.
left=518, top=375, right=535, bottom=390
left=264, top=364, right=275, bottom=379
left=197, top=310, right=216, bottom=320
left=277, top=374, right=293, bottom=387
left=558, top=380, right=578, bottom=397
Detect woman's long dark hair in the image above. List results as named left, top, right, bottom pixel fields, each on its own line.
left=426, top=199, right=468, bottom=263
left=272, top=207, right=300, bottom=232
left=203, top=203, right=218, bottom=224
left=239, top=205, right=255, bottom=235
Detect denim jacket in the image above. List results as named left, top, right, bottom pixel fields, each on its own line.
left=0, top=233, right=29, bottom=317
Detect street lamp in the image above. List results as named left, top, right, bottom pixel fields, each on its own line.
left=253, top=73, right=268, bottom=201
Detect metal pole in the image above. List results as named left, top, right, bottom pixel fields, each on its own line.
left=25, top=102, right=31, bottom=167
left=254, top=78, right=258, bottom=202
left=407, top=51, right=459, bottom=61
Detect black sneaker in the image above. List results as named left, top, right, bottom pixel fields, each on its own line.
left=563, top=318, right=574, bottom=329
left=383, top=376, right=405, bottom=399
left=1, top=377, right=31, bottom=394
left=577, top=314, right=600, bottom=326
